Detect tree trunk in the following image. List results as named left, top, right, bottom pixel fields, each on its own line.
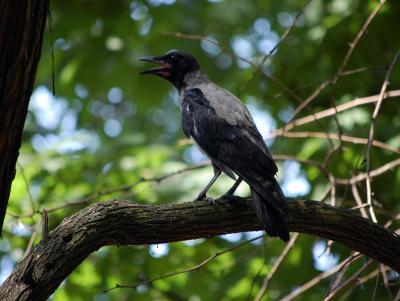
left=0, top=0, right=50, bottom=234
left=0, top=198, right=398, bottom=301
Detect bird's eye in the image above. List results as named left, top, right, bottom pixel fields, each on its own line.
left=170, top=55, right=175, bottom=60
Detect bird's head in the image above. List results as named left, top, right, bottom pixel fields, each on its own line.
left=139, top=50, right=200, bottom=89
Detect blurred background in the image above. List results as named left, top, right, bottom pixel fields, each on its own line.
left=1, top=0, right=400, bottom=300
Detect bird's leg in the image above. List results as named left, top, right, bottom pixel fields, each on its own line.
left=195, top=168, right=221, bottom=205
left=218, top=178, right=246, bottom=209
left=220, top=178, right=242, bottom=199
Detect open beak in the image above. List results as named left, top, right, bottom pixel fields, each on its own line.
left=139, top=56, right=172, bottom=77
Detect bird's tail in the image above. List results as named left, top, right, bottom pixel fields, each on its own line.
left=251, top=185, right=290, bottom=242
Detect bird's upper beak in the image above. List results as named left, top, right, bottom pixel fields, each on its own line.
left=139, top=56, right=172, bottom=77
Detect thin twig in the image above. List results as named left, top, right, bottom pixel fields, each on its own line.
left=395, top=288, right=400, bottom=301
left=351, top=183, right=369, bottom=218
left=246, top=260, right=266, bottom=301
left=274, top=155, right=400, bottom=188
left=328, top=174, right=336, bottom=206
left=264, top=65, right=376, bottom=102
left=379, top=263, right=394, bottom=300
left=102, top=235, right=263, bottom=294
left=336, top=158, right=400, bottom=185
left=240, top=1, right=309, bottom=93
left=324, top=259, right=373, bottom=301
left=280, top=254, right=361, bottom=301
left=275, top=90, right=400, bottom=133
left=23, top=230, right=37, bottom=258
left=324, top=252, right=357, bottom=298
left=319, top=184, right=333, bottom=203
left=331, top=0, right=386, bottom=85
left=267, top=131, right=400, bottom=155
left=281, top=0, right=386, bottom=141
left=8, top=163, right=209, bottom=218
left=163, top=31, right=304, bottom=105
left=254, top=233, right=299, bottom=301
left=372, top=268, right=380, bottom=301
left=365, top=51, right=400, bottom=223
left=17, top=162, right=35, bottom=214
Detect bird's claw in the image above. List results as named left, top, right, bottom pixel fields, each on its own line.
left=217, top=194, right=246, bottom=210
left=206, top=197, right=221, bottom=206
left=194, top=194, right=220, bottom=206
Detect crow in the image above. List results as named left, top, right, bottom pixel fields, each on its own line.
left=139, top=50, right=290, bottom=242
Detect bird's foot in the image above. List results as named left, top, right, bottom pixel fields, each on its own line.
left=194, top=194, right=220, bottom=206
left=217, top=194, right=247, bottom=210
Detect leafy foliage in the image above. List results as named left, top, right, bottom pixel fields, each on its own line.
left=2, top=0, right=400, bottom=300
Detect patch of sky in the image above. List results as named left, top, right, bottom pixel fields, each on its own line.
left=387, top=270, right=400, bottom=281
left=201, top=36, right=222, bottom=57
left=220, top=232, right=242, bottom=243
left=231, top=35, right=253, bottom=68
left=102, top=162, right=113, bottom=174
left=107, top=87, right=123, bottom=104
left=99, top=104, right=117, bottom=120
left=312, top=240, right=339, bottom=271
left=246, top=97, right=276, bottom=145
left=30, top=86, right=68, bottom=131
left=139, top=17, right=153, bottom=36
left=130, top=2, right=149, bottom=21
left=136, top=284, right=148, bottom=294
left=148, top=91, right=181, bottom=134
left=94, top=293, right=110, bottom=301
left=278, top=106, right=294, bottom=123
left=0, top=240, right=11, bottom=253
left=278, top=11, right=306, bottom=28
left=149, top=243, right=169, bottom=258
left=54, top=38, right=71, bottom=51
left=59, top=109, right=78, bottom=134
left=0, top=256, right=14, bottom=284
left=147, top=0, right=175, bottom=6
left=253, top=18, right=271, bottom=35
left=29, top=86, right=102, bottom=154
left=31, top=130, right=101, bottom=154
left=257, top=31, right=279, bottom=55
left=183, top=238, right=205, bottom=246
left=245, top=231, right=265, bottom=245
left=215, top=53, right=232, bottom=70
left=9, top=220, right=31, bottom=237
left=90, top=19, right=103, bottom=36
left=281, top=161, right=311, bottom=197
left=168, top=88, right=179, bottom=107
left=277, top=12, right=294, bottom=27
left=221, top=231, right=264, bottom=244
left=75, top=84, right=89, bottom=98
left=104, top=119, right=123, bottom=137
left=183, top=145, right=207, bottom=165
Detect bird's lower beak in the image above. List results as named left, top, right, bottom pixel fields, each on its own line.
left=139, top=56, right=172, bottom=76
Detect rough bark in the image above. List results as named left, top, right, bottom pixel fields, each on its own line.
left=0, top=198, right=398, bottom=301
left=0, top=0, right=50, bottom=234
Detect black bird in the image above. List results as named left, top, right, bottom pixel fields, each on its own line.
left=139, top=51, right=290, bottom=242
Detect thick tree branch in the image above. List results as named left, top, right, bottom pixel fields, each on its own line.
left=0, top=0, right=50, bottom=234
left=0, top=198, right=399, bottom=301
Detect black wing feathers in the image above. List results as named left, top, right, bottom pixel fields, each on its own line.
left=182, top=88, right=289, bottom=241
left=182, top=88, right=277, bottom=178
